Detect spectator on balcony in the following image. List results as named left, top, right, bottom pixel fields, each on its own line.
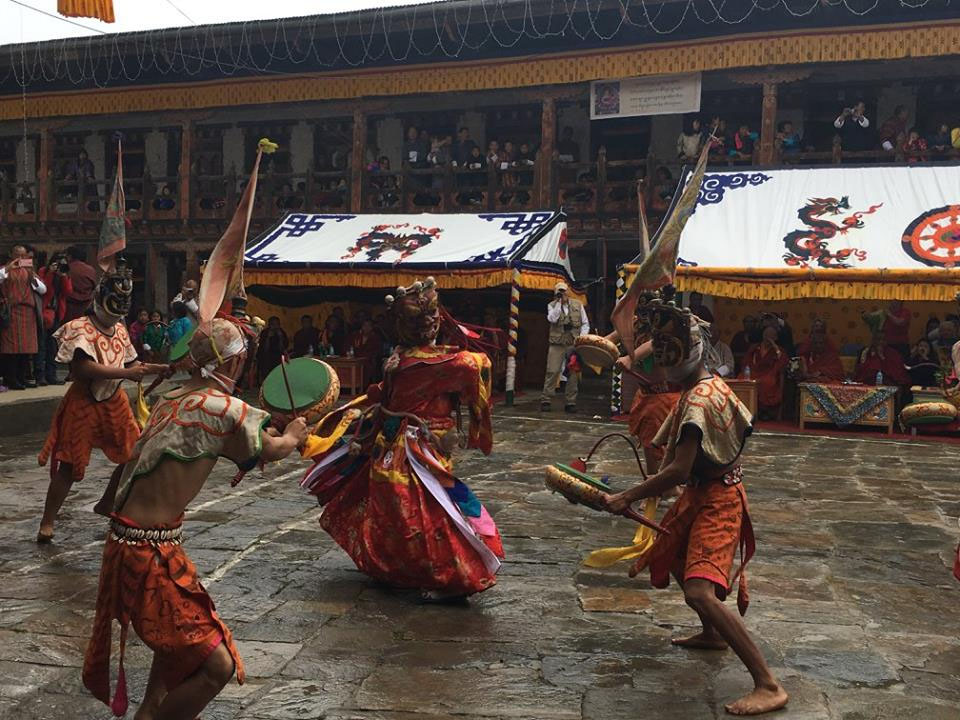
left=649, top=166, right=675, bottom=214
left=834, top=101, right=871, bottom=152
left=486, top=139, right=501, bottom=166
left=152, top=184, right=176, bottom=211
left=557, top=126, right=580, bottom=163
left=731, top=123, right=758, bottom=159
left=426, top=137, right=449, bottom=168
left=453, top=127, right=478, bottom=167
left=952, top=125, right=960, bottom=150
left=928, top=123, right=953, bottom=154
left=61, top=148, right=95, bottom=185
left=403, top=125, right=429, bottom=168
left=370, top=156, right=399, bottom=208
left=676, top=117, right=704, bottom=163
left=776, top=121, right=802, bottom=154
left=707, top=116, right=729, bottom=155
left=879, top=105, right=909, bottom=152
left=457, top=146, right=487, bottom=206
left=901, top=128, right=928, bottom=163
left=16, top=186, right=35, bottom=215
left=276, top=182, right=303, bottom=210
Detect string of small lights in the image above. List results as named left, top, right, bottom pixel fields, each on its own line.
left=1, top=0, right=944, bottom=91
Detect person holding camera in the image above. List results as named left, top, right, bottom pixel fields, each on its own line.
left=35, top=254, right=74, bottom=386
left=833, top=101, right=871, bottom=152
left=0, top=245, right=47, bottom=390
left=541, top=281, right=589, bottom=413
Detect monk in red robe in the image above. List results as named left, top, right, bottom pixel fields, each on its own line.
left=854, top=332, right=909, bottom=386
left=796, top=319, right=845, bottom=382
left=740, top=325, right=789, bottom=418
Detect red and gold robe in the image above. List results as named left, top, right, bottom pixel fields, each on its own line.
left=0, top=266, right=39, bottom=354
left=303, top=345, right=502, bottom=596
left=796, top=340, right=845, bottom=382
left=854, top=345, right=909, bottom=386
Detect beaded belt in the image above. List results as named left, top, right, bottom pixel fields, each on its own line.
left=109, top=520, right=183, bottom=545
left=688, top=465, right=743, bottom=488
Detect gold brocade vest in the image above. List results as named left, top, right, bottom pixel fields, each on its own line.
left=548, top=299, right=582, bottom=346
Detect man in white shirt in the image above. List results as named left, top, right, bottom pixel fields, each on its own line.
left=171, top=278, right=199, bottom=319
left=541, top=280, right=589, bottom=413
left=706, top=338, right=735, bottom=378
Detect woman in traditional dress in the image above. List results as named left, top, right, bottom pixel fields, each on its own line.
left=301, top=277, right=502, bottom=602
left=740, top=325, right=789, bottom=419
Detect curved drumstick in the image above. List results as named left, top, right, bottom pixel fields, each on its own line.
left=622, top=505, right=670, bottom=535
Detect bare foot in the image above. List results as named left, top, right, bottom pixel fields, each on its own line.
left=724, top=685, right=789, bottom=715
left=672, top=630, right=728, bottom=650
left=36, top=529, right=54, bottom=544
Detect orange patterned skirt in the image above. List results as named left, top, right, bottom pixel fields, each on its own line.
left=38, top=383, right=139, bottom=482
left=83, top=515, right=244, bottom=716
left=632, top=474, right=755, bottom=616
left=628, top=390, right=680, bottom=469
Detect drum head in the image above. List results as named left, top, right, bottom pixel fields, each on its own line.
left=262, top=357, right=336, bottom=413
left=575, top=345, right=616, bottom=370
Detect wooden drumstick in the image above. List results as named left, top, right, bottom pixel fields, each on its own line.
left=621, top=506, right=670, bottom=535
left=279, top=354, right=299, bottom=419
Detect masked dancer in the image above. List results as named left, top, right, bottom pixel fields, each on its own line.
left=37, top=259, right=167, bottom=543
left=604, top=295, right=787, bottom=716
left=302, top=277, right=503, bottom=602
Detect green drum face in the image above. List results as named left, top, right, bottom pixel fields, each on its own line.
left=260, top=357, right=341, bottom=424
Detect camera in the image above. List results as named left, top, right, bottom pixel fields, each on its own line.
left=58, top=261, right=69, bottom=273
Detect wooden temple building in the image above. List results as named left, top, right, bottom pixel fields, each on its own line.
left=1, top=1, right=959, bottom=319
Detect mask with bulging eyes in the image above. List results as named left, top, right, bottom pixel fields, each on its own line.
left=95, top=260, right=134, bottom=322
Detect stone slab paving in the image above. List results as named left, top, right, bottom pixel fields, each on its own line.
left=1, top=397, right=958, bottom=719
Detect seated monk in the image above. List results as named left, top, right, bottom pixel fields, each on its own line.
left=854, top=314, right=909, bottom=386
left=740, top=325, right=788, bottom=418
left=796, top=318, right=844, bottom=382
left=82, top=319, right=308, bottom=720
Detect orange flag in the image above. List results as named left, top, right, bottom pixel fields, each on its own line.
left=197, top=138, right=276, bottom=325
left=611, top=138, right=711, bottom=356
left=58, top=0, right=115, bottom=23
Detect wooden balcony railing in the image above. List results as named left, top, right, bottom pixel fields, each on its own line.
left=4, top=143, right=960, bottom=232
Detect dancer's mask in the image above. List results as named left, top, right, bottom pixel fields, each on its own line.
left=648, top=289, right=709, bottom=382
left=188, top=318, right=250, bottom=394
left=385, top=276, right=441, bottom=346
left=94, top=258, right=133, bottom=323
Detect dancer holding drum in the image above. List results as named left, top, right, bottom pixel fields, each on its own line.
left=603, top=297, right=788, bottom=717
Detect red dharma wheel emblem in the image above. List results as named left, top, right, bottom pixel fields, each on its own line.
left=902, top=205, right=960, bottom=268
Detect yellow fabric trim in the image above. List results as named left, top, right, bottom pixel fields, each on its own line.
left=5, top=21, right=959, bottom=120
left=582, top=496, right=659, bottom=568
left=245, top=267, right=586, bottom=301
left=622, top=265, right=960, bottom=301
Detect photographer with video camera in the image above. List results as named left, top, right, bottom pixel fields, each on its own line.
left=833, top=100, right=871, bottom=152
left=35, top=252, right=74, bottom=386
left=541, top=280, right=589, bottom=414
left=0, top=245, right=47, bottom=390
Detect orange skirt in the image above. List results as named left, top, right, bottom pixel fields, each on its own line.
left=83, top=516, right=244, bottom=716
left=38, top=383, right=139, bottom=482
left=633, top=475, right=755, bottom=616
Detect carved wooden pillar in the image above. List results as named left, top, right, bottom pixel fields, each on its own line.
left=350, top=109, right=366, bottom=212
left=539, top=97, right=556, bottom=208
left=38, top=127, right=52, bottom=221
left=179, top=120, right=193, bottom=221
left=758, top=81, right=778, bottom=165
left=184, top=244, right=199, bottom=285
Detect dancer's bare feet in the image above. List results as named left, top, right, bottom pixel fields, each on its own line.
left=724, top=685, right=789, bottom=715
left=672, top=630, right=728, bottom=650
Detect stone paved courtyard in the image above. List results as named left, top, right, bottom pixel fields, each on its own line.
left=1, top=396, right=959, bottom=719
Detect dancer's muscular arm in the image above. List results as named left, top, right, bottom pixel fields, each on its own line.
left=605, top=427, right=699, bottom=513
left=260, top=417, right=309, bottom=462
